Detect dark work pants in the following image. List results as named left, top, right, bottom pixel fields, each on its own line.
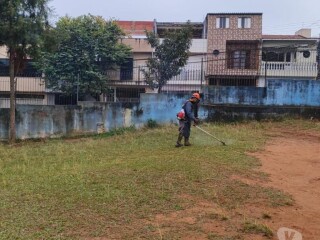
left=179, top=120, right=191, bottom=138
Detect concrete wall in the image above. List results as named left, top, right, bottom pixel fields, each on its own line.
left=204, top=86, right=266, bottom=105
left=0, top=93, right=208, bottom=140
left=0, top=78, right=319, bottom=140
left=265, top=79, right=320, bottom=106
left=205, top=79, right=320, bottom=107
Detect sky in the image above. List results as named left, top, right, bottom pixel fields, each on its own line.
left=50, top=0, right=320, bottom=37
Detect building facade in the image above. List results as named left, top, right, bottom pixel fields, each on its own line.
left=0, top=13, right=318, bottom=106
left=0, top=46, right=54, bottom=108
left=205, top=13, right=263, bottom=86
left=260, top=34, right=318, bottom=85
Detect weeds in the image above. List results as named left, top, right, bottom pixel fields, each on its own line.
left=241, top=221, right=273, bottom=238
left=146, top=118, right=158, bottom=128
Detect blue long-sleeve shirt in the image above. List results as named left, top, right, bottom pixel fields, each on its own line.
left=183, top=101, right=198, bottom=122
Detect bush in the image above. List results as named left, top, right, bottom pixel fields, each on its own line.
left=146, top=119, right=158, bottom=128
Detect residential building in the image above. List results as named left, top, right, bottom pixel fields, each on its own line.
left=104, top=21, right=155, bottom=102
left=155, top=21, right=207, bottom=92
left=105, top=20, right=207, bottom=102
left=1, top=14, right=318, bottom=107
left=204, top=13, right=263, bottom=86
left=260, top=30, right=318, bottom=86
left=0, top=46, right=54, bottom=108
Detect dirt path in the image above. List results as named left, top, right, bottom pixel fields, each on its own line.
left=252, top=129, right=320, bottom=239
left=149, top=128, right=320, bottom=240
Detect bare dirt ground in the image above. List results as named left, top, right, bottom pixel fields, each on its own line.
left=148, top=127, right=320, bottom=240
left=251, top=128, right=320, bottom=240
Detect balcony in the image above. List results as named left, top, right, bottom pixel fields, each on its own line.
left=0, top=76, right=46, bottom=92
left=120, top=38, right=153, bottom=52
left=261, top=62, right=318, bottom=78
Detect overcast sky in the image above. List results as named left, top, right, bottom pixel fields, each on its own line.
left=50, top=0, right=320, bottom=36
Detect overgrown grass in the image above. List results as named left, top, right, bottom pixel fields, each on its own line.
left=241, top=221, right=273, bottom=238
left=0, top=119, right=317, bottom=239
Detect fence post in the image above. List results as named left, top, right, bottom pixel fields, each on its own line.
left=138, top=66, right=140, bottom=85
left=114, top=87, right=117, bottom=103
left=264, top=60, right=268, bottom=87
left=200, top=58, right=204, bottom=89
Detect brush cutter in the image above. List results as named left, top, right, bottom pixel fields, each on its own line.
left=195, top=125, right=226, bottom=146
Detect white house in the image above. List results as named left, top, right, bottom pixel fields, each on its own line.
left=258, top=29, right=318, bottom=86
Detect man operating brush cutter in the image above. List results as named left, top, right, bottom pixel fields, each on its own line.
left=175, top=92, right=200, bottom=147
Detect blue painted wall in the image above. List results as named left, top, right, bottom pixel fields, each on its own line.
left=204, top=86, right=266, bottom=105
left=0, top=79, right=319, bottom=140
left=204, top=79, right=320, bottom=107
left=0, top=93, right=203, bottom=140
left=265, top=79, right=320, bottom=106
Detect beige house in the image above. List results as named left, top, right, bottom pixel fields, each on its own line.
left=0, top=46, right=54, bottom=108
left=103, top=20, right=208, bottom=102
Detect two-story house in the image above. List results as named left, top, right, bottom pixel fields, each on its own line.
left=204, top=13, right=263, bottom=87
left=203, top=14, right=318, bottom=88
left=0, top=46, right=54, bottom=108
left=108, top=20, right=208, bottom=101
left=260, top=29, right=318, bottom=86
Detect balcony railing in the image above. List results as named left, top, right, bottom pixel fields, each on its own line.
left=261, top=62, right=318, bottom=78
left=0, top=77, right=45, bottom=92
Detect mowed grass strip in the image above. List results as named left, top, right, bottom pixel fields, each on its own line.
left=0, top=120, right=314, bottom=239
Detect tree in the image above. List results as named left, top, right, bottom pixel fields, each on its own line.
left=142, top=22, right=193, bottom=93
left=0, top=0, right=51, bottom=144
left=38, top=15, right=131, bottom=98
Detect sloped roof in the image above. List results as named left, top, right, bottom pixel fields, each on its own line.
left=115, top=21, right=153, bottom=36
left=262, top=35, right=307, bottom=40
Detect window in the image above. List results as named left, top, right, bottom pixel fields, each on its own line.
left=21, top=60, right=40, bottom=77
left=0, top=58, right=9, bottom=76
left=226, top=41, right=259, bottom=70
left=120, top=58, right=133, bottom=80
left=0, top=58, right=40, bottom=77
left=238, top=17, right=251, bottom=28
left=262, top=52, right=294, bottom=62
left=233, top=51, right=248, bottom=69
left=228, top=50, right=251, bottom=69
left=216, top=17, right=229, bottom=29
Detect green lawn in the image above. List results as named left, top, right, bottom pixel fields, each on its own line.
left=0, top=120, right=318, bottom=239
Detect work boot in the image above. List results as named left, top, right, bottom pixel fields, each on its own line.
left=184, top=137, right=191, bottom=146
left=175, top=133, right=183, bottom=147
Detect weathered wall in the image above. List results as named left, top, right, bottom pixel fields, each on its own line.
left=204, top=86, right=266, bottom=105
left=0, top=79, right=320, bottom=140
left=265, top=79, right=320, bottom=106
left=0, top=93, right=208, bottom=140
left=204, top=79, right=320, bottom=107
left=205, top=105, right=320, bottom=122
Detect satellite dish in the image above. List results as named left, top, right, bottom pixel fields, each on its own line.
left=303, top=51, right=311, bottom=58
left=213, top=50, right=220, bottom=56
